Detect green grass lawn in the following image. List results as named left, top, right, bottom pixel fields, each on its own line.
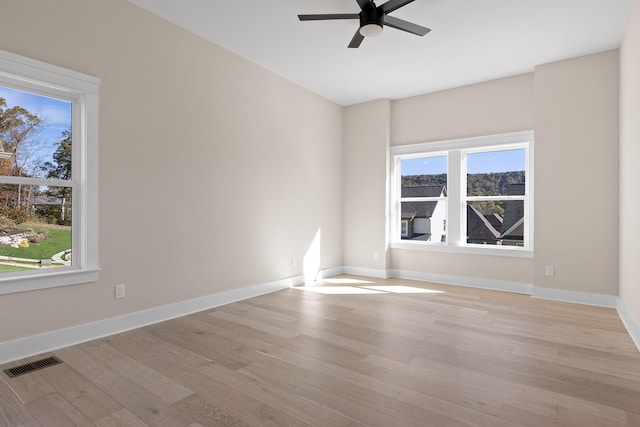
left=0, top=264, right=30, bottom=272
left=0, top=225, right=71, bottom=261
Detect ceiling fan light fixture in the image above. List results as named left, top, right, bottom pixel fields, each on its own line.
left=360, top=23, right=383, bottom=38
left=298, top=0, right=430, bottom=48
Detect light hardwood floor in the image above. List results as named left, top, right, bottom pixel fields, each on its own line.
left=1, top=275, right=640, bottom=427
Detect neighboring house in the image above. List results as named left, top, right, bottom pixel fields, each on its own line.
left=31, top=194, right=67, bottom=222
left=484, top=212, right=504, bottom=229
left=500, top=183, right=525, bottom=245
left=467, top=204, right=501, bottom=244
left=467, top=183, right=525, bottom=246
left=401, top=185, right=447, bottom=242
left=31, top=195, right=63, bottom=210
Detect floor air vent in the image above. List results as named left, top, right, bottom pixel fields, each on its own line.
left=3, top=356, right=63, bottom=378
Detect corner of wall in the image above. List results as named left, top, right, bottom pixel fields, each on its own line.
left=617, top=298, right=640, bottom=352
left=343, top=99, right=392, bottom=272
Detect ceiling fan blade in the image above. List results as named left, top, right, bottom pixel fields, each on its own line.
left=298, top=14, right=359, bottom=21
left=383, top=15, right=431, bottom=36
left=355, top=0, right=373, bottom=10
left=380, top=0, right=415, bottom=14
left=348, top=30, right=365, bottom=48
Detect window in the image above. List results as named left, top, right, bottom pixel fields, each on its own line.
left=466, top=148, right=526, bottom=247
left=398, top=154, right=447, bottom=243
left=0, top=49, right=99, bottom=294
left=400, top=220, right=409, bottom=237
left=390, top=131, right=533, bottom=257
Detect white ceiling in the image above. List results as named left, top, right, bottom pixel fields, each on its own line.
left=128, top=0, right=634, bottom=106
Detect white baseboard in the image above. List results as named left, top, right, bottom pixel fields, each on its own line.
left=316, top=266, right=345, bottom=281
left=389, top=269, right=533, bottom=294
left=531, top=286, right=618, bottom=308
left=342, top=266, right=390, bottom=279
left=617, top=299, right=640, bottom=352
left=2, top=266, right=634, bottom=365
left=0, top=274, right=304, bottom=365
left=343, top=268, right=636, bottom=350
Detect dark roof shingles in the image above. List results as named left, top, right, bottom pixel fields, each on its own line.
left=401, top=186, right=445, bottom=219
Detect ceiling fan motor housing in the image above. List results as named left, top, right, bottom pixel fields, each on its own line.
left=360, top=3, right=384, bottom=33
left=298, top=0, right=430, bottom=48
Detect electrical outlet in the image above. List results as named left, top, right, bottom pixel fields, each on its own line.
left=545, top=266, right=554, bottom=277
left=291, top=257, right=297, bottom=267
left=115, top=284, right=126, bottom=299
left=373, top=252, right=379, bottom=261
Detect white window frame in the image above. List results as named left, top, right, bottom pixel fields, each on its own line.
left=390, top=131, right=533, bottom=258
left=0, top=49, right=99, bottom=294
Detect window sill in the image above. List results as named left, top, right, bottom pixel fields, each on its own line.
left=390, top=241, right=533, bottom=258
left=0, top=268, right=100, bottom=295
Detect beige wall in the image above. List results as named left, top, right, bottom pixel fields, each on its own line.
left=343, top=100, right=391, bottom=271
left=356, top=53, right=620, bottom=296
left=534, top=51, right=620, bottom=295
left=391, top=250, right=534, bottom=286
left=0, top=0, right=632, bottom=350
left=620, top=2, right=640, bottom=323
left=392, top=74, right=535, bottom=145
left=0, top=0, right=343, bottom=342
left=388, top=74, right=536, bottom=284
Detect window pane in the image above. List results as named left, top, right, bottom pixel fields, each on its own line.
left=467, top=200, right=524, bottom=246
left=400, top=155, right=447, bottom=242
left=467, top=149, right=525, bottom=196
left=0, top=184, right=71, bottom=271
left=0, top=86, right=72, bottom=180
left=401, top=155, right=447, bottom=186
left=400, top=198, right=447, bottom=242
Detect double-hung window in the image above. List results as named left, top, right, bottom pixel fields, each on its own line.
left=390, top=131, right=533, bottom=257
left=0, top=49, right=99, bottom=293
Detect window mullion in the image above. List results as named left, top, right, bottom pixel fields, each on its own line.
left=466, top=195, right=525, bottom=202
left=390, top=156, right=401, bottom=242
left=524, top=143, right=533, bottom=250
left=400, top=197, right=447, bottom=202
left=448, top=150, right=463, bottom=246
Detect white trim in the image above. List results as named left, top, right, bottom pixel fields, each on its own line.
left=531, top=286, right=618, bottom=307
left=342, top=266, right=391, bottom=279
left=316, top=266, right=346, bottom=281
left=391, top=130, right=535, bottom=156
left=0, top=268, right=99, bottom=295
left=389, top=130, right=534, bottom=255
left=0, top=48, right=100, bottom=292
left=389, top=268, right=533, bottom=294
left=0, top=275, right=303, bottom=364
left=2, top=268, right=634, bottom=364
left=0, top=49, right=99, bottom=95
left=617, top=299, right=640, bottom=352
left=390, top=241, right=533, bottom=258
left=0, top=176, right=73, bottom=187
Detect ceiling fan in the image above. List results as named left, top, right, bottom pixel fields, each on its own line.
left=298, top=0, right=431, bottom=48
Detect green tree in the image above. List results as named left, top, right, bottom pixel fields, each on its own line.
left=0, top=97, right=43, bottom=176
left=42, top=129, right=71, bottom=180
left=402, top=171, right=525, bottom=195
left=40, top=129, right=72, bottom=224
left=0, top=97, right=44, bottom=218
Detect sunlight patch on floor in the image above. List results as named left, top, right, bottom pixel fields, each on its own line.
left=361, top=285, right=445, bottom=294
left=296, top=286, right=384, bottom=295
left=296, top=283, right=446, bottom=295
left=322, top=278, right=376, bottom=285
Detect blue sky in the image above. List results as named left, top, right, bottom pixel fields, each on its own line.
left=0, top=85, right=71, bottom=174
left=401, top=149, right=525, bottom=176
left=402, top=155, right=447, bottom=176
